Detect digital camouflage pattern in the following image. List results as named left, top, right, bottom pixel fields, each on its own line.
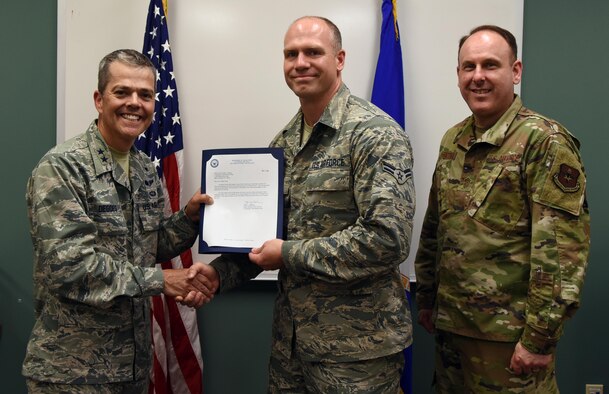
left=23, top=121, right=199, bottom=384
left=415, top=96, right=590, bottom=355
left=26, top=377, right=148, bottom=394
left=268, top=349, right=404, bottom=393
left=212, top=84, right=415, bottom=363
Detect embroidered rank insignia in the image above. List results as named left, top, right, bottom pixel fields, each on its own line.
left=553, top=163, right=581, bottom=192
left=382, top=162, right=412, bottom=185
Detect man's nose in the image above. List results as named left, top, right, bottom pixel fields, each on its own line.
left=295, top=53, right=309, bottom=68
left=473, top=66, right=485, bottom=83
left=127, top=92, right=142, bottom=106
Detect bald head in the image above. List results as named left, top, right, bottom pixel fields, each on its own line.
left=282, top=16, right=345, bottom=121
left=288, top=16, right=342, bottom=54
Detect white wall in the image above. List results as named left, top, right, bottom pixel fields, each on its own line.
left=58, top=0, right=523, bottom=280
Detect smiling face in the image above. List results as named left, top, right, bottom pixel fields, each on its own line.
left=283, top=17, right=345, bottom=107
left=94, top=61, right=155, bottom=151
left=457, top=30, right=522, bottom=129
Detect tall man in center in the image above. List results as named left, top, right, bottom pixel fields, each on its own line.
left=204, top=16, right=415, bottom=393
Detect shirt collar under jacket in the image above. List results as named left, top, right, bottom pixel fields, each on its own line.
left=281, top=83, right=351, bottom=137
left=86, top=120, right=142, bottom=190
left=455, top=94, right=523, bottom=150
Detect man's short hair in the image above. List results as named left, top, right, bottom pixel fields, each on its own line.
left=458, top=25, right=518, bottom=63
left=97, top=49, right=156, bottom=93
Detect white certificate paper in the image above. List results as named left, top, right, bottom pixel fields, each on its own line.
left=199, top=148, right=284, bottom=253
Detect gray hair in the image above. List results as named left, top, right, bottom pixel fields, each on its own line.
left=97, top=49, right=156, bottom=93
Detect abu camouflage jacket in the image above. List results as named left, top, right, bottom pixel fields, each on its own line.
left=415, top=96, right=590, bottom=354
left=23, top=121, right=198, bottom=383
left=212, top=84, right=416, bottom=362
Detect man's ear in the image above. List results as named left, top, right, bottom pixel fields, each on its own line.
left=93, top=90, right=103, bottom=113
left=512, top=60, right=523, bottom=85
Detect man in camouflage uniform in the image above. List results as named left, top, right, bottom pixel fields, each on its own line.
left=23, top=49, right=217, bottom=393
left=203, top=16, right=415, bottom=393
left=415, top=25, right=590, bottom=393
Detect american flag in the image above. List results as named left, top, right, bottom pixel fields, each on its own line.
left=137, top=0, right=203, bottom=393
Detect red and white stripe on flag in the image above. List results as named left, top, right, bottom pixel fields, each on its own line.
left=138, top=0, right=204, bottom=392
left=149, top=152, right=203, bottom=394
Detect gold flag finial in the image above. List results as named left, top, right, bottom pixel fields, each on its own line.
left=391, top=0, right=399, bottom=40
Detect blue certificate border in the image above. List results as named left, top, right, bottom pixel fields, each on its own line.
left=198, top=147, right=284, bottom=254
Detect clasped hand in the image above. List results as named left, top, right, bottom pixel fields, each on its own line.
left=162, top=262, right=219, bottom=308
left=166, top=192, right=283, bottom=309
left=509, top=341, right=552, bottom=375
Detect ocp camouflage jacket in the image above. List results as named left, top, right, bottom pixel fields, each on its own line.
left=415, top=96, right=590, bottom=354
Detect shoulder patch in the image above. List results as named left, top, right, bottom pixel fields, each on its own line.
left=553, top=163, right=581, bottom=192
left=536, top=144, right=585, bottom=216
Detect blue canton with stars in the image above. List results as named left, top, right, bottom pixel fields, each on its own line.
left=135, top=0, right=183, bottom=177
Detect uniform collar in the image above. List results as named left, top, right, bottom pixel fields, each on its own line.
left=455, top=95, right=523, bottom=149
left=282, top=83, right=351, bottom=135
left=87, top=120, right=136, bottom=189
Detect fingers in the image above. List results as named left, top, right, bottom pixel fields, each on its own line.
left=189, top=189, right=214, bottom=204
left=509, top=342, right=553, bottom=375
left=190, top=272, right=216, bottom=297
left=194, top=193, right=214, bottom=206
left=190, top=263, right=219, bottom=292
left=177, top=290, right=208, bottom=308
left=180, top=263, right=219, bottom=307
left=248, top=244, right=264, bottom=264
left=248, top=239, right=284, bottom=270
left=187, top=262, right=212, bottom=279
left=186, top=270, right=217, bottom=298
left=185, top=191, right=214, bottom=221
left=248, top=251, right=261, bottom=265
left=509, top=354, right=523, bottom=375
left=162, top=264, right=219, bottom=301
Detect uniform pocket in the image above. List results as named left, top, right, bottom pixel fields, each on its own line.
left=305, top=168, right=352, bottom=208
left=136, top=200, right=161, bottom=232
left=468, top=165, right=525, bottom=233
left=528, top=268, right=554, bottom=329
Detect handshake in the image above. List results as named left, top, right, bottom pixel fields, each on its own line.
left=162, top=262, right=219, bottom=308
left=159, top=191, right=286, bottom=309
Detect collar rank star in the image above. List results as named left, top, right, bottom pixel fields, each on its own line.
left=97, top=148, right=109, bottom=163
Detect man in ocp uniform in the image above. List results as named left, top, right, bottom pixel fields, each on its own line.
left=415, top=25, right=590, bottom=393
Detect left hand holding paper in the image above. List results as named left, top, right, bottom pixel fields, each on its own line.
left=249, top=239, right=285, bottom=270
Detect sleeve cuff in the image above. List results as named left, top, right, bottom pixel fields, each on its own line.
left=520, top=324, right=558, bottom=355
left=181, top=205, right=199, bottom=228
left=139, top=266, right=165, bottom=297
left=281, top=240, right=298, bottom=271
